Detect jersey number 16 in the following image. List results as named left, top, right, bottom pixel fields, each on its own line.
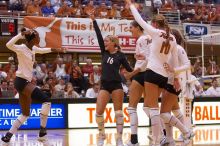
left=107, top=57, right=114, bottom=64
left=160, top=41, right=170, bottom=55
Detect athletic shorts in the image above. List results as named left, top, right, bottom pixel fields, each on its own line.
left=144, top=69, right=168, bottom=88
left=132, top=72, right=145, bottom=86
left=100, top=80, right=123, bottom=93
left=14, top=77, right=29, bottom=93
left=165, top=84, right=181, bottom=96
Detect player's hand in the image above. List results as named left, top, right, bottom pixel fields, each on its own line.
left=125, top=0, right=132, bottom=5
left=124, top=72, right=132, bottom=80
left=86, top=9, right=95, bottom=21
left=135, top=54, right=145, bottom=60
left=163, top=63, right=174, bottom=73
left=173, top=78, right=181, bottom=92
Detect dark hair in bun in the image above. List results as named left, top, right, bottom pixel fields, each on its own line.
left=21, top=27, right=38, bottom=43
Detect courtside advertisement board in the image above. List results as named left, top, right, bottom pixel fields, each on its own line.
left=193, top=102, right=220, bottom=124
left=0, top=104, right=66, bottom=129
left=68, top=103, right=149, bottom=128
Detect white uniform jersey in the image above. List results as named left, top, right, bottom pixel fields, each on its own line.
left=134, top=35, right=151, bottom=72
left=6, top=33, right=51, bottom=82
left=130, top=4, right=178, bottom=77
left=168, top=45, right=191, bottom=84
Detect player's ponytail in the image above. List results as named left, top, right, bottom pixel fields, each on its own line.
left=164, top=20, right=170, bottom=46
left=171, top=29, right=183, bottom=45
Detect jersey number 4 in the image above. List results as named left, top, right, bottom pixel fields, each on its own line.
left=107, top=57, right=114, bottom=64
left=160, top=41, right=170, bottom=54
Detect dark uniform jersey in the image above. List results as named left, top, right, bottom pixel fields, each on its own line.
left=93, top=20, right=133, bottom=82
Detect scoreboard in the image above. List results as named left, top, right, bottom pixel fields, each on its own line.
left=0, top=18, right=17, bottom=36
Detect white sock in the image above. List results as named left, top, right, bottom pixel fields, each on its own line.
left=96, top=114, right=105, bottom=134
left=115, top=110, right=124, bottom=137
left=172, top=109, right=184, bottom=125
left=127, top=107, right=138, bottom=134
left=161, top=112, right=188, bottom=134
left=40, top=102, right=51, bottom=128
left=165, top=123, right=173, bottom=142
left=149, top=108, right=161, bottom=144
left=143, top=107, right=150, bottom=117
left=160, top=118, right=166, bottom=136
left=9, top=114, right=28, bottom=134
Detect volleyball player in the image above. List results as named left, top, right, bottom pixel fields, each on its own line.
left=87, top=10, right=137, bottom=146
left=125, top=1, right=179, bottom=145
left=126, top=20, right=151, bottom=146
left=1, top=28, right=65, bottom=145
left=160, top=29, right=194, bottom=146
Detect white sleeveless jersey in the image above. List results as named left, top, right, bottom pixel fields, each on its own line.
left=167, top=45, right=191, bottom=84
left=134, top=35, right=151, bottom=72
left=130, top=4, right=178, bottom=77
left=6, top=33, right=51, bottom=82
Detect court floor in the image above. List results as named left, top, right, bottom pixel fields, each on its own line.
left=0, top=125, right=220, bottom=146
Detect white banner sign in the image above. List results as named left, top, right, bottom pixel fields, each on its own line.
left=24, top=17, right=136, bottom=53
left=68, top=103, right=149, bottom=128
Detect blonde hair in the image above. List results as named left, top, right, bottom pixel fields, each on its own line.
left=107, top=35, right=119, bottom=47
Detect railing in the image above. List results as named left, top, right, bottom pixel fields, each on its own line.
left=158, top=10, right=181, bottom=25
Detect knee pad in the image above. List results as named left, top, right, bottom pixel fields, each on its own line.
left=160, top=112, right=173, bottom=124
left=149, top=108, right=160, bottom=118
left=96, top=114, right=104, bottom=123
left=31, top=88, right=49, bottom=102
left=127, top=107, right=137, bottom=115
left=115, top=110, right=124, bottom=123
left=143, top=107, right=150, bottom=117
left=172, top=109, right=183, bottom=119
left=18, top=114, right=28, bottom=124
left=41, top=102, right=51, bottom=116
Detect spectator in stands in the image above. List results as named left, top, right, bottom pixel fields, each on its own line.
left=57, top=1, right=71, bottom=17
left=69, top=60, right=85, bottom=93
left=89, top=65, right=101, bottom=85
left=41, top=1, right=55, bottom=16
left=153, top=0, right=162, bottom=12
left=27, top=0, right=42, bottom=16
left=0, top=71, right=7, bottom=83
left=161, top=0, right=175, bottom=10
left=3, top=56, right=15, bottom=73
left=96, top=2, right=109, bottom=18
left=64, top=82, right=80, bottom=98
left=85, top=83, right=100, bottom=98
left=41, top=83, right=52, bottom=98
left=69, top=0, right=84, bottom=17
left=193, top=57, right=203, bottom=78
left=193, top=7, right=206, bottom=22
left=84, top=0, right=96, bottom=16
left=205, top=78, right=220, bottom=96
left=121, top=5, right=133, bottom=19
left=0, top=80, right=8, bottom=98
left=53, top=77, right=65, bottom=98
left=82, top=58, right=93, bottom=78
left=5, top=67, right=16, bottom=82
left=53, top=57, right=67, bottom=79
left=9, top=0, right=24, bottom=11
left=34, top=63, right=47, bottom=86
left=188, top=74, right=204, bottom=96
left=108, top=3, right=121, bottom=19
left=51, top=0, right=62, bottom=13
left=206, top=60, right=220, bottom=75
left=207, top=7, right=219, bottom=22
left=7, top=80, right=17, bottom=98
